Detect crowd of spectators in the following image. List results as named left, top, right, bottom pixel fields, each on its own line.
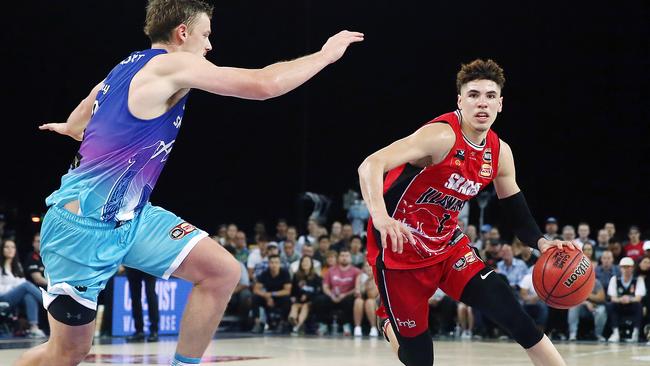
left=0, top=213, right=649, bottom=346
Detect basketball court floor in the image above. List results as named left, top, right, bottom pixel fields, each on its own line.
left=1, top=334, right=649, bottom=366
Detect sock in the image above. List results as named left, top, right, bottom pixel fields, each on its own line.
left=171, top=353, right=201, bottom=365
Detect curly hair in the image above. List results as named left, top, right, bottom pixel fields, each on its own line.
left=456, top=59, right=505, bottom=94
left=144, top=0, right=214, bottom=44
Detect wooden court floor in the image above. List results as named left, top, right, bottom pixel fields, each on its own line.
left=1, top=335, right=649, bottom=365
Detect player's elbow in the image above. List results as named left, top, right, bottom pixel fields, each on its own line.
left=250, top=76, right=281, bottom=101
left=357, top=157, right=378, bottom=178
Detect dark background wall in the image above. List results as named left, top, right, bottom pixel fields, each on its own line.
left=2, top=1, right=648, bottom=249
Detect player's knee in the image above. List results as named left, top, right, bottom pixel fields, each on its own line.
left=48, top=338, right=92, bottom=364
left=460, top=269, right=542, bottom=349
left=397, top=330, right=434, bottom=366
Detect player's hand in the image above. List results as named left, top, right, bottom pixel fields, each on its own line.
left=537, top=238, right=577, bottom=253
left=372, top=215, right=415, bottom=254
left=320, top=30, right=364, bottom=64
left=39, top=122, right=84, bottom=141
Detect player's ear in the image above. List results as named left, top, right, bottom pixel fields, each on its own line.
left=176, top=24, right=189, bottom=42
left=498, top=96, right=503, bottom=113
left=457, top=94, right=462, bottom=110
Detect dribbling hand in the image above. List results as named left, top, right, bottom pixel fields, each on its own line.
left=538, top=238, right=578, bottom=253
left=39, top=122, right=84, bottom=141
left=320, top=30, right=364, bottom=64
left=372, top=215, right=415, bottom=254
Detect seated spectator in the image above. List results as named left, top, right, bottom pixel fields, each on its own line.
left=604, top=222, right=617, bottom=241
left=567, top=271, right=607, bottom=341
left=281, top=226, right=299, bottom=254
left=464, top=224, right=478, bottom=245
left=512, top=238, right=538, bottom=267
left=609, top=239, right=624, bottom=264
left=274, top=218, right=288, bottom=243
left=251, top=255, right=292, bottom=333
left=596, top=250, right=621, bottom=295
left=479, top=239, right=502, bottom=269
left=247, top=235, right=271, bottom=279
left=519, top=266, right=548, bottom=333
left=297, top=219, right=319, bottom=251
left=331, top=223, right=354, bottom=252
left=329, top=221, right=343, bottom=245
left=543, top=217, right=561, bottom=241
left=253, top=242, right=287, bottom=277
left=211, top=224, right=227, bottom=245
left=582, top=243, right=597, bottom=266
left=289, top=256, right=322, bottom=335
left=635, top=256, right=650, bottom=344
left=281, top=240, right=300, bottom=265
left=224, top=223, right=238, bottom=248
left=349, top=235, right=366, bottom=268
left=562, top=225, right=576, bottom=242
left=290, top=244, right=321, bottom=275
left=313, top=235, right=331, bottom=263
left=233, top=230, right=249, bottom=264
left=352, top=262, right=378, bottom=337
left=0, top=240, right=46, bottom=337
left=457, top=302, right=474, bottom=339
left=594, top=229, right=611, bottom=262
left=607, top=257, right=646, bottom=343
left=474, top=224, right=491, bottom=251
left=488, top=226, right=502, bottom=245
left=320, top=250, right=339, bottom=278
left=496, top=244, right=528, bottom=294
left=224, top=245, right=253, bottom=331
left=24, top=233, right=47, bottom=289
left=576, top=222, right=596, bottom=246
left=428, top=289, right=457, bottom=338
left=624, top=226, right=644, bottom=262
left=312, top=249, right=361, bottom=336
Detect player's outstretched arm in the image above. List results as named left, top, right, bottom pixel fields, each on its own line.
left=170, top=30, right=363, bottom=100
left=358, top=123, right=455, bottom=253
left=39, top=81, right=105, bottom=141
left=494, top=140, right=576, bottom=253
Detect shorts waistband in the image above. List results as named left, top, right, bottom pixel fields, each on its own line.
left=48, top=205, right=128, bottom=231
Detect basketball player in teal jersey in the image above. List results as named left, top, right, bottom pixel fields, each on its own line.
left=15, top=1, right=362, bottom=365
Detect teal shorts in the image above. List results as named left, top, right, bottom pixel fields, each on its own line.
left=40, top=203, right=207, bottom=310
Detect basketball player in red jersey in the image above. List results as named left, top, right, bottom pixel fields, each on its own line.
left=358, top=59, right=576, bottom=366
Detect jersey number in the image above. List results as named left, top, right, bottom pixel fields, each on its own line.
left=436, top=213, right=451, bottom=234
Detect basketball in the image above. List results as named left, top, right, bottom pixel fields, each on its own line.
left=532, top=247, right=596, bottom=309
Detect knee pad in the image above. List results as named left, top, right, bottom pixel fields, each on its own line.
left=397, top=330, right=433, bottom=366
left=48, top=295, right=97, bottom=326
left=461, top=268, right=543, bottom=349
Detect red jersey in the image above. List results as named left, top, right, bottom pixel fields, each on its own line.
left=624, top=241, right=644, bottom=261
left=367, top=110, right=501, bottom=269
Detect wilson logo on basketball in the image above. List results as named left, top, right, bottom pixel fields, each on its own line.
left=563, top=257, right=591, bottom=288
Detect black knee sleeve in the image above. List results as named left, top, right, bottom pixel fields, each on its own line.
left=460, top=267, right=543, bottom=349
left=48, top=295, right=97, bottom=326
left=397, top=330, right=433, bottom=366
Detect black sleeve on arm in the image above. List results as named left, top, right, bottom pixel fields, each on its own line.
left=498, top=192, right=544, bottom=250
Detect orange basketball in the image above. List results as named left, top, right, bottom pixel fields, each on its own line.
left=532, top=247, right=596, bottom=309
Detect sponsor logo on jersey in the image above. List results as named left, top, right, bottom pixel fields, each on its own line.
left=464, top=251, right=478, bottom=264
left=170, top=222, right=196, bottom=240
left=483, top=148, right=492, bottom=162
left=453, top=257, right=467, bottom=271
left=454, top=149, right=465, bottom=160
left=396, top=318, right=417, bottom=329
left=444, top=173, right=482, bottom=196
left=479, top=163, right=492, bottom=178
left=563, top=257, right=591, bottom=288
left=120, top=53, right=146, bottom=65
